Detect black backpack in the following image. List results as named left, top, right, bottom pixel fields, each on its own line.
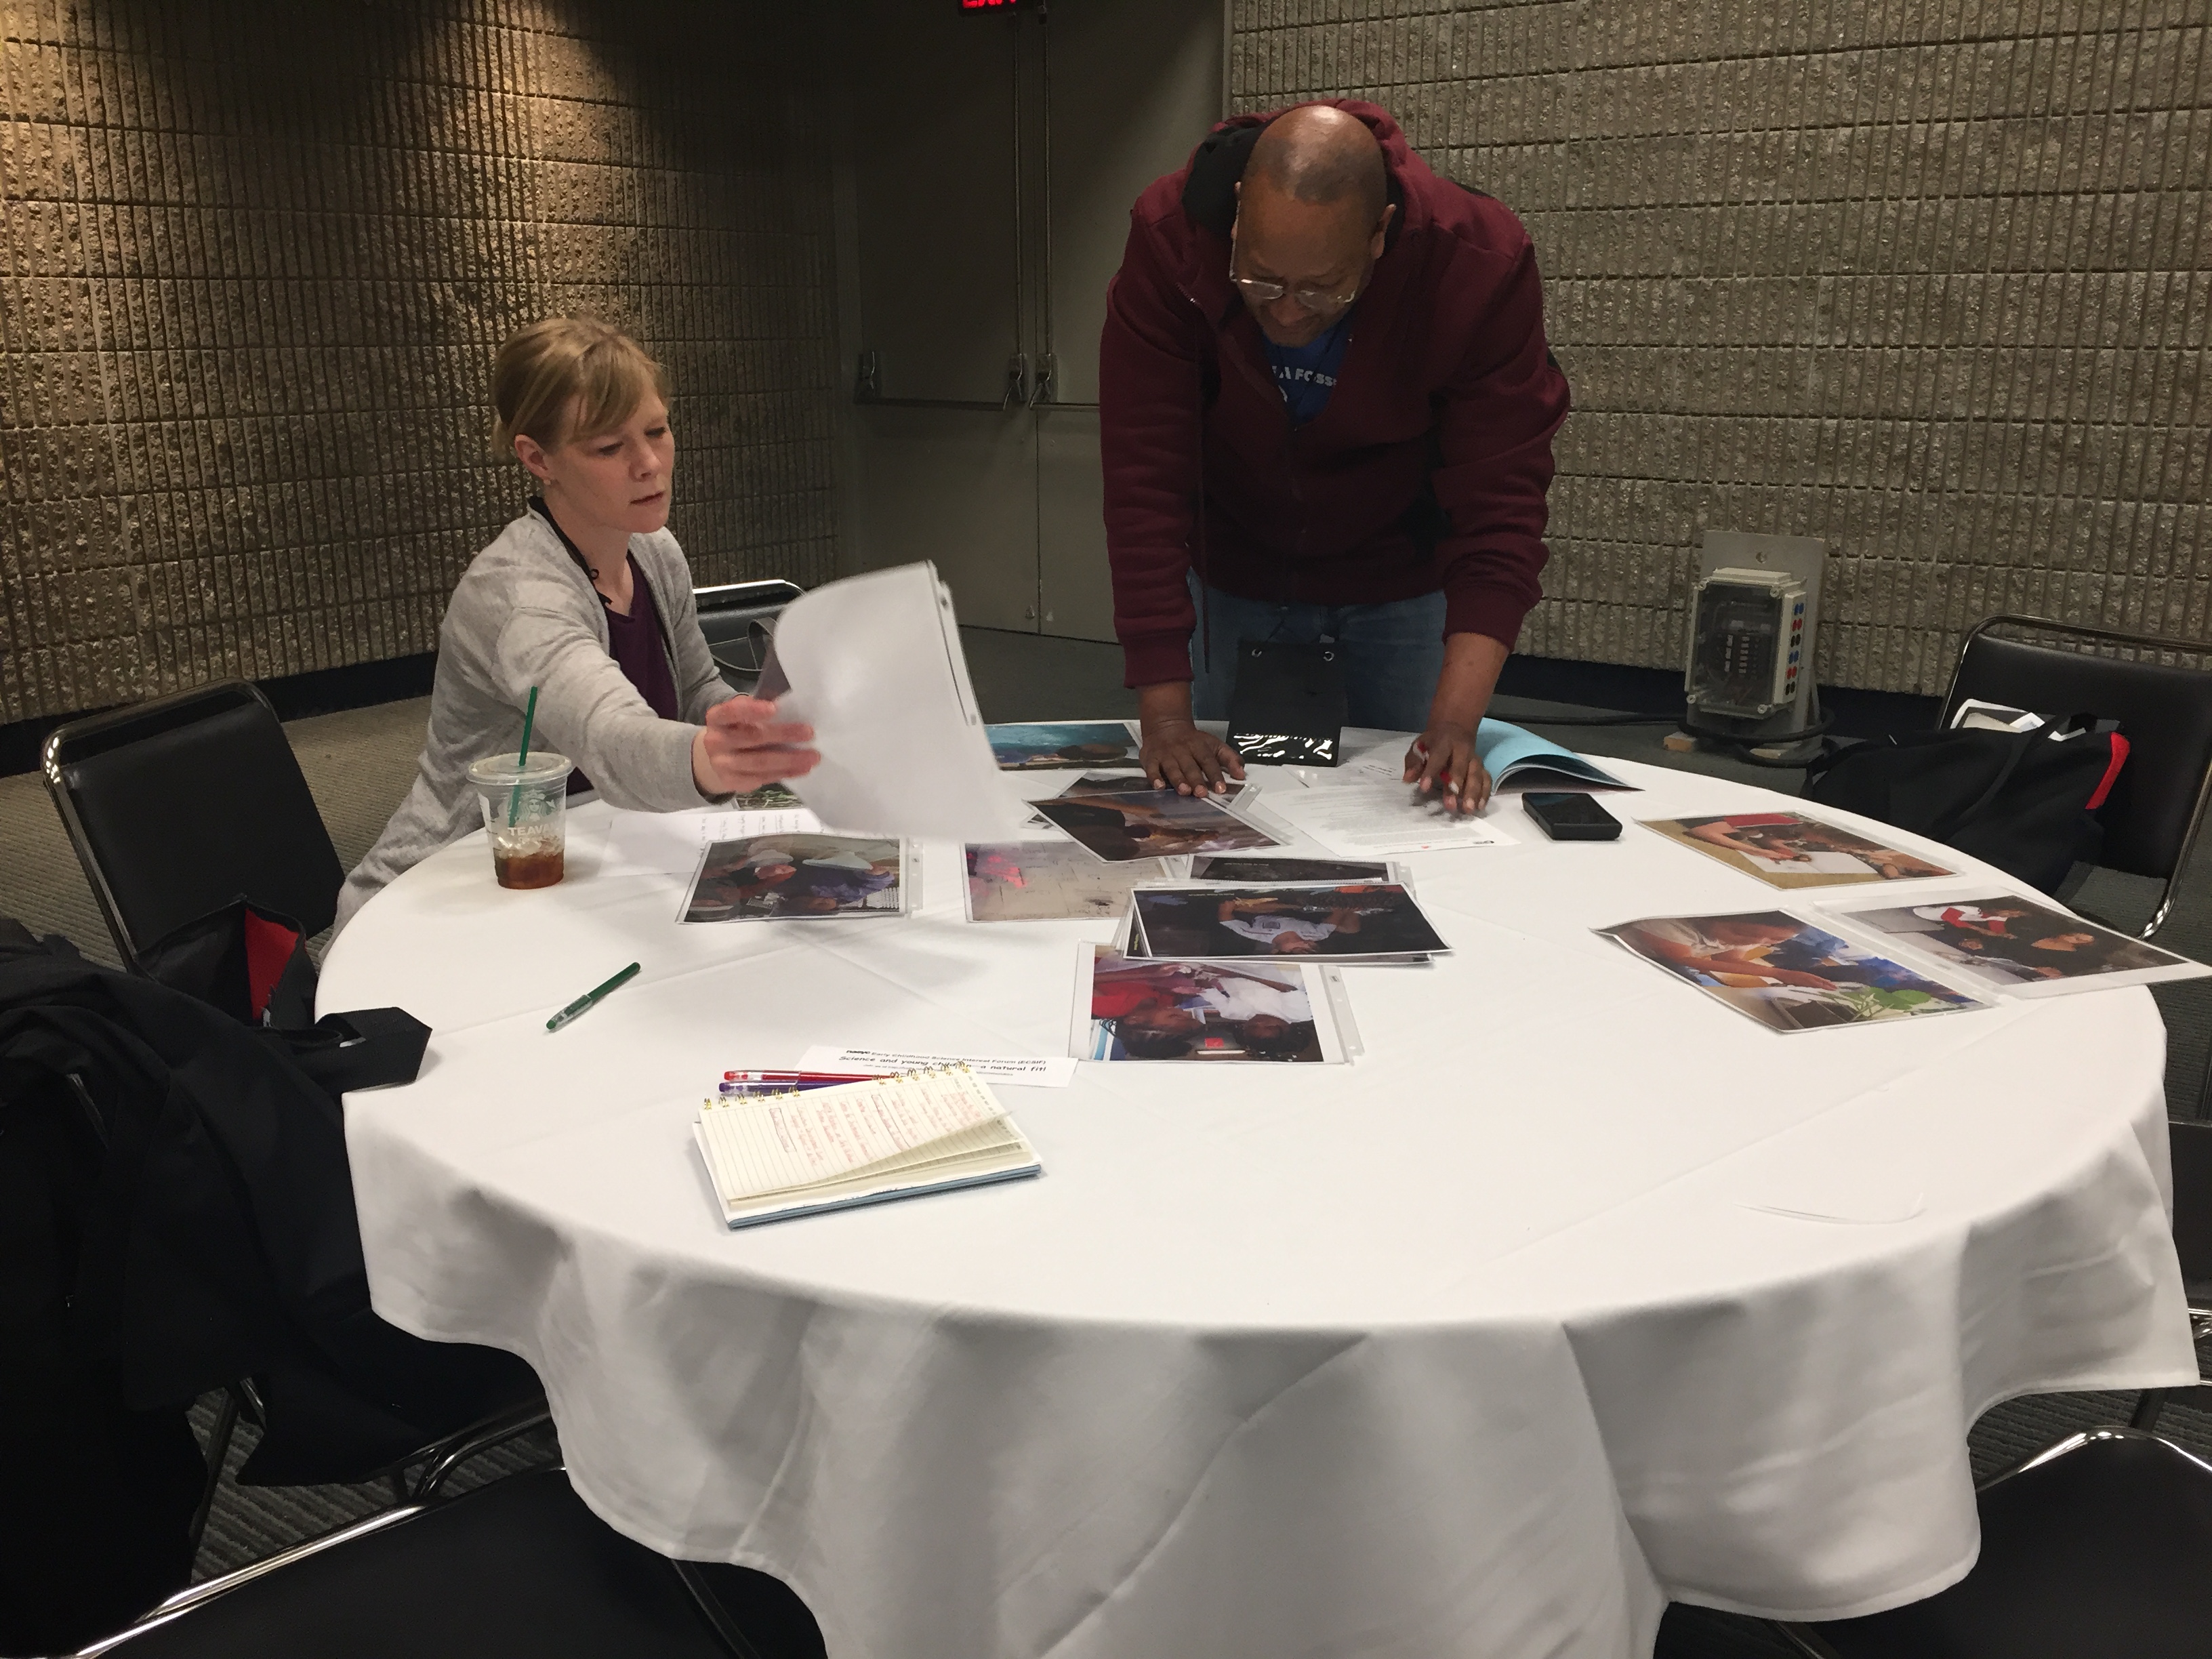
left=1801, top=719, right=2129, bottom=895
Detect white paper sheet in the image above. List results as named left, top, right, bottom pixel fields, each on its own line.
left=604, top=806, right=823, bottom=876
left=1254, top=781, right=1513, bottom=855
left=763, top=563, right=1033, bottom=843
left=799, top=1044, right=1077, bottom=1088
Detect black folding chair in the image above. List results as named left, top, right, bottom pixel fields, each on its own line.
left=73, top=1465, right=813, bottom=1659
left=40, top=680, right=346, bottom=968
left=1774, top=1427, right=2212, bottom=1659
left=695, top=579, right=802, bottom=693
left=1940, top=615, right=2212, bottom=941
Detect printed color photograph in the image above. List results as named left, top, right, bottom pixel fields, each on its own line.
left=1601, top=911, right=1981, bottom=1032
left=1033, top=787, right=1278, bottom=861
left=1080, top=951, right=1326, bottom=1063
left=683, top=834, right=903, bottom=922
left=987, top=722, right=1140, bottom=771
left=1836, top=896, right=2209, bottom=996
left=1642, top=812, right=1954, bottom=887
left=1130, top=884, right=1448, bottom=960
left=964, top=842, right=1173, bottom=922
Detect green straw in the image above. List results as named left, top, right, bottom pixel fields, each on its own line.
left=506, top=685, right=539, bottom=826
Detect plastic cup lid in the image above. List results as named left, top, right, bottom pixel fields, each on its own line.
left=467, top=752, right=573, bottom=786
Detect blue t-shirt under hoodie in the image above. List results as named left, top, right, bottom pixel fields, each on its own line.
left=1263, top=315, right=1351, bottom=427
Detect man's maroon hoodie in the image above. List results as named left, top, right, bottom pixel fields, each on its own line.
left=1099, top=100, right=1570, bottom=689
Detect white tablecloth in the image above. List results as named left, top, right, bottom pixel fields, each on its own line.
left=322, top=731, right=2196, bottom=1659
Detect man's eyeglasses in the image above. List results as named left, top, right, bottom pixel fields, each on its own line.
left=1229, top=230, right=1361, bottom=314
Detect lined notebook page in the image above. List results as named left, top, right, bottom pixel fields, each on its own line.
left=697, top=1068, right=1008, bottom=1204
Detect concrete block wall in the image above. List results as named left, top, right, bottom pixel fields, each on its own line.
left=1230, top=1, right=2211, bottom=693
left=0, top=0, right=840, bottom=724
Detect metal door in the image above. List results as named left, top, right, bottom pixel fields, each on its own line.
left=836, top=0, right=1224, bottom=644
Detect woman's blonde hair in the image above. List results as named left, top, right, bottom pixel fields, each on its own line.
left=490, top=316, right=668, bottom=456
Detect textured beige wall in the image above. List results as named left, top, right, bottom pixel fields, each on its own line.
left=1231, top=2, right=2211, bottom=694
left=0, top=0, right=840, bottom=724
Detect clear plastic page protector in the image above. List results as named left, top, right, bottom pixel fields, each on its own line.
left=760, top=562, right=1031, bottom=843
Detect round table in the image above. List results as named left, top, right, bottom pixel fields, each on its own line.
left=322, top=729, right=2196, bottom=1659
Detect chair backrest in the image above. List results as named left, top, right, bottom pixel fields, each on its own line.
left=695, top=579, right=801, bottom=688
left=1942, top=617, right=2212, bottom=882
left=41, top=680, right=345, bottom=966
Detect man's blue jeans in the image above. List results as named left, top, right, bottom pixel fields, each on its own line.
left=1185, top=577, right=1446, bottom=733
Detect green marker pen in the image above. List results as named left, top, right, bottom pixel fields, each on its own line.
left=546, top=962, right=641, bottom=1032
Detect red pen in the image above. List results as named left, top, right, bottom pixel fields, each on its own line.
left=720, top=1069, right=878, bottom=1083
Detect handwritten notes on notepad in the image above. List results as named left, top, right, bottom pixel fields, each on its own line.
left=693, top=1067, right=1042, bottom=1228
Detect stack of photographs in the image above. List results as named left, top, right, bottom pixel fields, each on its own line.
left=682, top=834, right=908, bottom=924
left=1598, top=910, right=1984, bottom=1032
left=987, top=722, right=1140, bottom=771
left=1030, top=775, right=1279, bottom=861
left=1640, top=812, right=1954, bottom=886
left=1190, top=855, right=1393, bottom=884
left=1123, top=882, right=1448, bottom=964
left=1070, top=944, right=1352, bottom=1064
left=1823, top=894, right=2210, bottom=999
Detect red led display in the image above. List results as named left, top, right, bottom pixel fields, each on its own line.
left=960, top=0, right=1020, bottom=9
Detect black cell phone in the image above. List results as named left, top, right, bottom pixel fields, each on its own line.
left=1523, top=792, right=1622, bottom=841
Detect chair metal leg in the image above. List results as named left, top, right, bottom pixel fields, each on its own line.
left=187, top=1387, right=243, bottom=1555
left=670, top=1559, right=769, bottom=1659
left=2131, top=1387, right=2169, bottom=1431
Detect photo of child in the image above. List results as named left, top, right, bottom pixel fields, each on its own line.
left=1079, top=950, right=1327, bottom=1063
left=987, top=722, right=1140, bottom=771
left=1033, top=785, right=1279, bottom=861
left=1834, top=895, right=2209, bottom=997
left=964, top=842, right=1173, bottom=922
left=1130, top=884, right=1448, bottom=961
left=1642, top=812, right=1954, bottom=887
left=682, top=834, right=904, bottom=922
left=1600, top=910, right=1982, bottom=1031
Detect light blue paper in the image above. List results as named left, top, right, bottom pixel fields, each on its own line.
left=1475, top=720, right=1633, bottom=791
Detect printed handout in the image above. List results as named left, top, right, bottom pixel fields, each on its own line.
left=682, top=834, right=906, bottom=923
left=1641, top=812, right=1954, bottom=887
left=1058, top=771, right=1244, bottom=800
left=1825, top=895, right=2211, bottom=998
left=987, top=722, right=1141, bottom=771
left=1599, top=910, right=1982, bottom=1032
left=964, top=842, right=1176, bottom=922
left=1031, top=785, right=1278, bottom=861
left=1190, top=855, right=1393, bottom=884
left=1250, top=780, right=1511, bottom=855
left=1071, top=945, right=1347, bottom=1063
left=1128, top=883, right=1450, bottom=962
left=607, top=804, right=821, bottom=875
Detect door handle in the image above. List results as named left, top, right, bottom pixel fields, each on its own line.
left=1002, top=354, right=1030, bottom=411
left=1026, top=352, right=1056, bottom=409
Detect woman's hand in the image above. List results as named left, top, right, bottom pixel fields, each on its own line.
left=1136, top=680, right=1243, bottom=795
left=693, top=697, right=819, bottom=797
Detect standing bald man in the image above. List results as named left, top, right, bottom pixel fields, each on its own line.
left=1100, top=100, right=1570, bottom=813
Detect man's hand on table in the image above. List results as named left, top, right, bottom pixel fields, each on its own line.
left=693, top=696, right=820, bottom=797
left=1136, top=681, right=1244, bottom=796
left=1404, top=722, right=1492, bottom=817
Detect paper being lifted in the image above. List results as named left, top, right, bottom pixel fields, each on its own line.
left=693, top=1067, right=1041, bottom=1228
left=757, top=562, right=1031, bottom=843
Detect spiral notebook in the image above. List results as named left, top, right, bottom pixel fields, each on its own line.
left=691, top=1066, right=1041, bottom=1229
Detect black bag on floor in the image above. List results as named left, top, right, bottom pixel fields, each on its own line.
left=1802, top=718, right=2129, bottom=894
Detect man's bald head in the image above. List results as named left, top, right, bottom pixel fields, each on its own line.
left=1244, top=105, right=1387, bottom=226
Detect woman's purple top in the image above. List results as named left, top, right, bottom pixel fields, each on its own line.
left=531, top=501, right=682, bottom=795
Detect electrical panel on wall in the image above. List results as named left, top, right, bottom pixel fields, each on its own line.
left=1683, top=531, right=1825, bottom=744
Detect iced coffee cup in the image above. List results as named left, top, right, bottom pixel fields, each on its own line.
left=466, top=752, right=575, bottom=889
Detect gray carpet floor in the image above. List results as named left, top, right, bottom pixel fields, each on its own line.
left=6, top=628, right=2209, bottom=1654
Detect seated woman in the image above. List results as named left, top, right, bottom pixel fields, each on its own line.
left=334, top=316, right=816, bottom=934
